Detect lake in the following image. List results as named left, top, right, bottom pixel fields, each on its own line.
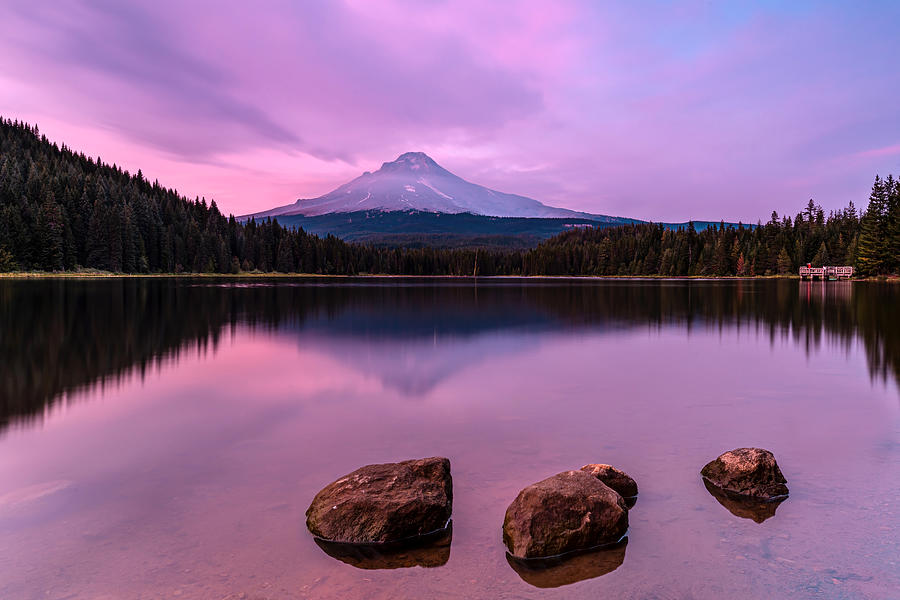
left=0, top=278, right=897, bottom=599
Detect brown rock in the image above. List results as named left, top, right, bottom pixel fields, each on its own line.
left=700, top=448, right=788, bottom=500
left=306, top=457, right=452, bottom=544
left=503, top=470, right=628, bottom=559
left=580, top=464, right=638, bottom=498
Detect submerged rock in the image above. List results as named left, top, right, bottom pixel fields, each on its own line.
left=313, top=523, right=452, bottom=569
left=506, top=537, right=627, bottom=588
left=503, top=470, right=628, bottom=559
left=580, top=464, right=638, bottom=499
left=702, top=479, right=785, bottom=523
left=701, top=447, right=788, bottom=500
left=306, top=457, right=452, bottom=544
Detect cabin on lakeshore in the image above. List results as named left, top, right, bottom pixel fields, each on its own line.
left=799, top=265, right=853, bottom=280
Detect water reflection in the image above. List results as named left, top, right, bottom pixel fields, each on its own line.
left=1, top=278, right=898, bottom=433
left=702, top=479, right=787, bottom=523
left=506, top=538, right=628, bottom=588
left=1, top=278, right=897, bottom=599
left=312, top=524, right=452, bottom=570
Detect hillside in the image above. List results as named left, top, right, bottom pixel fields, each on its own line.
left=268, top=210, right=614, bottom=249
left=0, top=118, right=361, bottom=273
left=271, top=209, right=744, bottom=248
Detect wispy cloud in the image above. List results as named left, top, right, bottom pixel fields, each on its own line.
left=856, top=144, right=900, bottom=159
left=0, top=0, right=898, bottom=219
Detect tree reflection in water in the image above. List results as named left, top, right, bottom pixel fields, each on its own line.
left=1, top=278, right=897, bottom=433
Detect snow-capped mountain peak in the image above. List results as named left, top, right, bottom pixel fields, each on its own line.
left=381, top=152, right=442, bottom=173
left=244, top=152, right=598, bottom=219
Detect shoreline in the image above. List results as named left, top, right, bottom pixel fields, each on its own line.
left=1, top=272, right=895, bottom=282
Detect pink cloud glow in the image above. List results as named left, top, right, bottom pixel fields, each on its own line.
left=1, top=1, right=898, bottom=221
left=856, top=144, right=900, bottom=159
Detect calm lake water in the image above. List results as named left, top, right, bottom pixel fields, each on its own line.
left=0, top=278, right=897, bottom=599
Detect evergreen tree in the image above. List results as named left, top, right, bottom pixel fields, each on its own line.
left=736, top=252, right=746, bottom=276
left=811, top=241, right=828, bottom=267
left=886, top=176, right=900, bottom=273
left=776, top=247, right=793, bottom=274
left=36, top=197, right=64, bottom=271
left=0, top=245, right=16, bottom=271
left=276, top=239, right=294, bottom=273
left=85, top=200, right=110, bottom=270
left=856, top=176, right=890, bottom=275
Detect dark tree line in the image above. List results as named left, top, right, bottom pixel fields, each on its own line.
left=1, top=117, right=897, bottom=277
left=522, top=201, right=861, bottom=276
left=524, top=176, right=899, bottom=277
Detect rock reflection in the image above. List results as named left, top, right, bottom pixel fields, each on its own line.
left=703, top=479, right=786, bottom=523
left=312, top=523, right=452, bottom=570
left=506, top=538, right=627, bottom=588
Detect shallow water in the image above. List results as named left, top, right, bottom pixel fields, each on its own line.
left=0, top=278, right=897, bottom=599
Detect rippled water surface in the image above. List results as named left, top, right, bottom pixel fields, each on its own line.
left=0, top=278, right=897, bottom=599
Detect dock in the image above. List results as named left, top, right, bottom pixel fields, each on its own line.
left=799, top=265, right=853, bottom=280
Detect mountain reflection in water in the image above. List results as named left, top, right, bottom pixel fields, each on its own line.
left=1, top=278, right=898, bottom=432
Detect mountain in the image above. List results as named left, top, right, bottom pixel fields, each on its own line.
left=241, top=152, right=750, bottom=247
left=244, top=152, right=624, bottom=221
left=0, top=118, right=866, bottom=276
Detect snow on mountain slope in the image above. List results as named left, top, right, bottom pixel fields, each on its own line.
left=245, top=152, right=611, bottom=220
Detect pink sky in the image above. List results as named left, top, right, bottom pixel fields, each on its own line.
left=1, top=0, right=899, bottom=221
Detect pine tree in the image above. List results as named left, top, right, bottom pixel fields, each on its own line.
left=85, top=200, right=110, bottom=270
left=776, top=247, right=792, bottom=274
left=0, top=245, right=16, bottom=271
left=736, top=252, right=746, bottom=276
left=36, top=197, right=65, bottom=271
left=856, top=176, right=889, bottom=275
left=804, top=199, right=817, bottom=229
left=276, top=239, right=294, bottom=273
left=811, top=241, right=828, bottom=267
left=885, top=176, right=900, bottom=273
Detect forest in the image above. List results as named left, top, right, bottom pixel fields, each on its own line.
left=1, top=117, right=898, bottom=277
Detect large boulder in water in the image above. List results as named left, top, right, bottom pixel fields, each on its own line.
left=700, top=448, right=788, bottom=500
left=306, top=457, right=452, bottom=544
left=580, top=464, right=638, bottom=499
left=503, top=470, right=628, bottom=559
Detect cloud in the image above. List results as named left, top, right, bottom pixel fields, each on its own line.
left=2, top=1, right=304, bottom=159
left=0, top=0, right=898, bottom=219
left=856, top=144, right=900, bottom=159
